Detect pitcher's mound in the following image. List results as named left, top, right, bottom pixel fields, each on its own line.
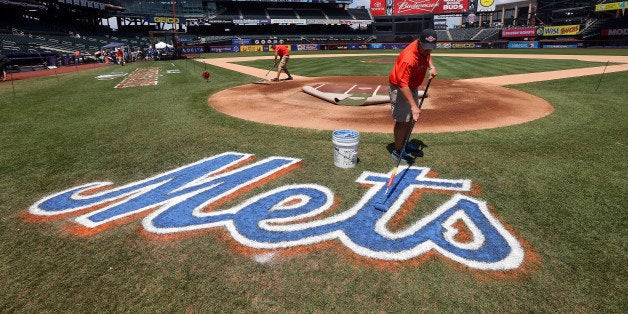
left=209, top=76, right=553, bottom=133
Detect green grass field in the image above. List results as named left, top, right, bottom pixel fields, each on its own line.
left=0, top=49, right=626, bottom=312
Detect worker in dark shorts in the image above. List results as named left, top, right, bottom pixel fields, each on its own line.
left=271, top=44, right=293, bottom=82
left=116, top=48, right=124, bottom=66
left=388, top=29, right=438, bottom=163
left=0, top=53, right=9, bottom=82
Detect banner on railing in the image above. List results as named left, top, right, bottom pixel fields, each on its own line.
left=502, top=27, right=537, bottom=38
left=595, top=1, right=627, bottom=12
left=536, top=25, right=580, bottom=37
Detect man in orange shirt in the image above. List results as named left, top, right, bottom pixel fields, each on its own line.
left=388, top=29, right=438, bottom=163
left=0, top=53, right=8, bottom=82
left=271, top=44, right=293, bottom=82
left=116, top=48, right=124, bottom=66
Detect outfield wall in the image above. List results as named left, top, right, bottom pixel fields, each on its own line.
left=181, top=38, right=627, bottom=55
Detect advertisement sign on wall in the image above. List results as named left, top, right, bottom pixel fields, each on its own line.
left=239, top=45, right=265, bottom=53
left=233, top=19, right=271, bottom=25
left=451, top=42, right=482, bottom=49
left=146, top=16, right=186, bottom=24
left=536, top=25, right=580, bottom=37
left=210, top=46, right=236, bottom=53
left=542, top=44, right=579, bottom=49
left=371, top=0, right=468, bottom=16
left=396, top=0, right=468, bottom=15
left=501, top=27, right=537, bottom=38
left=601, top=28, right=628, bottom=36
left=232, top=38, right=252, bottom=45
left=271, top=19, right=307, bottom=25
left=295, top=44, right=320, bottom=51
left=179, top=46, right=204, bottom=54
left=476, top=0, right=495, bottom=12
left=370, top=0, right=387, bottom=16
left=508, top=41, right=539, bottom=49
left=382, top=43, right=409, bottom=49
left=595, top=1, right=627, bottom=12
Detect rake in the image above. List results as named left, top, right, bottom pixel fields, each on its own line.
left=253, top=62, right=276, bottom=85
left=374, top=77, right=433, bottom=212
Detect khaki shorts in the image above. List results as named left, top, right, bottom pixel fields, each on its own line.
left=279, top=55, right=289, bottom=70
left=389, top=84, right=419, bottom=123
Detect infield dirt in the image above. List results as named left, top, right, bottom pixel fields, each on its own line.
left=203, top=53, right=628, bottom=133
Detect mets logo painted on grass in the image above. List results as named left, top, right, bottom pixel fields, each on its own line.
left=27, top=152, right=529, bottom=271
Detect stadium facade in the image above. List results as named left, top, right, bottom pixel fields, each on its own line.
left=0, top=0, right=626, bottom=66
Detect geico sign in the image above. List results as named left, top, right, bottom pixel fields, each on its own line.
left=452, top=43, right=476, bottom=48
left=154, top=17, right=180, bottom=24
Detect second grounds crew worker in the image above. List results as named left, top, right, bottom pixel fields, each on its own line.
left=271, top=44, right=293, bottom=82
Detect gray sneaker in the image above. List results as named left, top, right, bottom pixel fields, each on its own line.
left=391, top=149, right=415, bottom=163
left=405, top=143, right=424, bottom=157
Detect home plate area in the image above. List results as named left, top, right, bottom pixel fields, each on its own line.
left=302, top=82, right=392, bottom=106
left=209, top=76, right=554, bottom=133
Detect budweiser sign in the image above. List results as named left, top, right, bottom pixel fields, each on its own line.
left=396, top=0, right=438, bottom=14
left=391, top=0, right=468, bottom=15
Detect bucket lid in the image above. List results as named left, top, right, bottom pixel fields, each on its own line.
left=332, top=129, right=359, bottom=141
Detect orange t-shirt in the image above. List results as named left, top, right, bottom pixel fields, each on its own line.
left=388, top=40, right=430, bottom=89
left=275, top=45, right=289, bottom=57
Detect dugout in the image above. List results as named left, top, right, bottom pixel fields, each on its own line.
left=2, top=51, right=59, bottom=72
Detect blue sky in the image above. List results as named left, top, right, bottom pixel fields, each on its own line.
left=349, top=0, right=370, bottom=8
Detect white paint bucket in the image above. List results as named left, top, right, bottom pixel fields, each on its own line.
left=332, top=129, right=360, bottom=168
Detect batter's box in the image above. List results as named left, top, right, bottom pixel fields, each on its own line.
left=302, top=82, right=391, bottom=106
left=115, top=67, right=160, bottom=88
